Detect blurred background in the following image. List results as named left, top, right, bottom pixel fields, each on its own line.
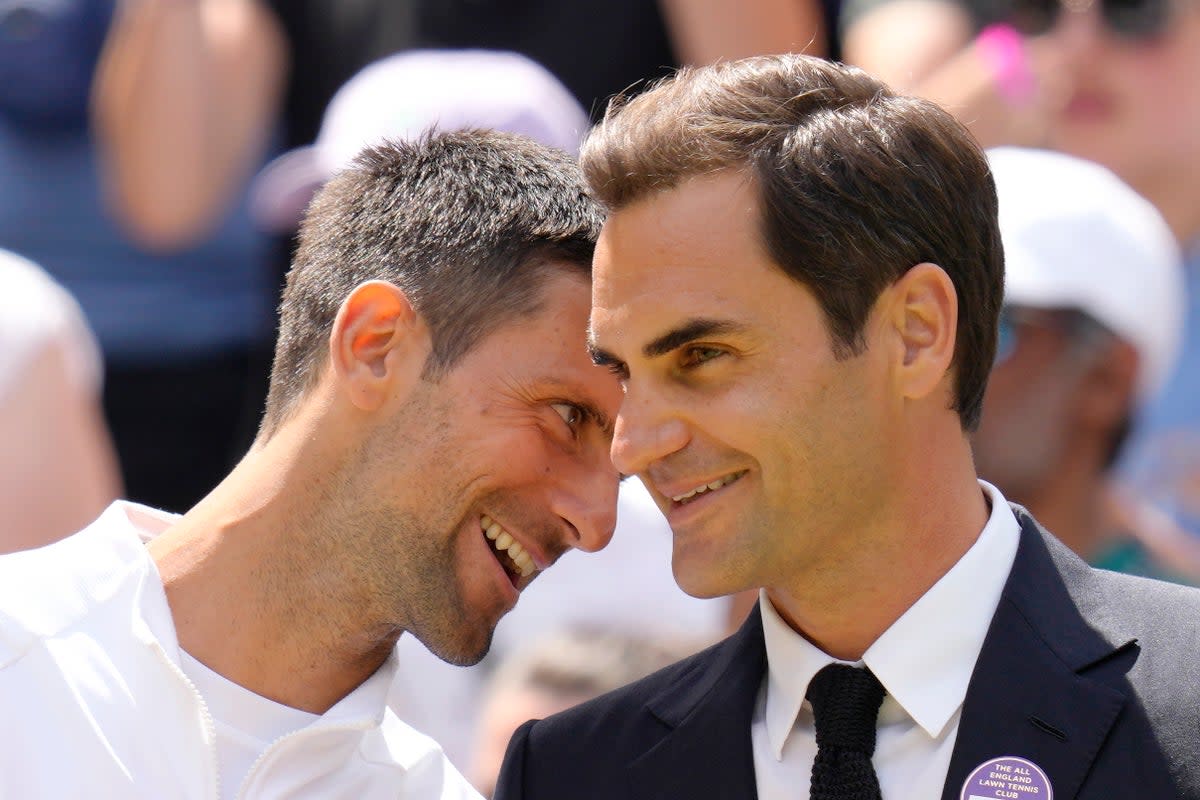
left=2, top=0, right=1198, bottom=794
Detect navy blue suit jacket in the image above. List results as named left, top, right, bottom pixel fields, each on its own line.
left=495, top=508, right=1200, bottom=799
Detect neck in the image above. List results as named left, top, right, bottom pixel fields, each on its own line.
left=766, top=421, right=989, bottom=661
left=148, top=412, right=396, bottom=714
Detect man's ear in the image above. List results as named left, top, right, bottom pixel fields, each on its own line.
left=884, top=262, right=958, bottom=402
left=329, top=280, right=427, bottom=411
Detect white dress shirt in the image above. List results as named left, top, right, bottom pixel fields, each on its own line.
left=752, top=481, right=1020, bottom=800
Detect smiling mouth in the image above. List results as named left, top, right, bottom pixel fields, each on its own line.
left=481, top=515, right=536, bottom=586
left=670, top=471, right=747, bottom=506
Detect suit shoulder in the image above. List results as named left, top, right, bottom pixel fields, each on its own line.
left=1084, top=564, right=1200, bottom=620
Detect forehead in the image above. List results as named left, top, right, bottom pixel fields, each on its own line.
left=595, top=170, right=759, bottom=280
left=590, top=171, right=793, bottom=341
left=460, top=270, right=621, bottom=404
left=478, top=269, right=593, bottom=357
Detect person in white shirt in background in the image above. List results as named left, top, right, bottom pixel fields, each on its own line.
left=0, top=248, right=120, bottom=554
left=0, top=129, right=622, bottom=799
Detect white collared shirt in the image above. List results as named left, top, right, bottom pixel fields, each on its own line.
left=751, top=481, right=1020, bottom=800
left=0, top=501, right=483, bottom=799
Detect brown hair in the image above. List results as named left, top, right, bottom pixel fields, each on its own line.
left=580, top=55, right=1003, bottom=430
left=260, top=130, right=604, bottom=437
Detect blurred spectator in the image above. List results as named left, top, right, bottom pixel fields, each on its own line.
left=251, top=48, right=591, bottom=235
left=0, top=0, right=286, bottom=513
left=1036, top=1, right=1200, bottom=548
left=975, top=148, right=1200, bottom=581
left=266, top=0, right=830, bottom=164
left=0, top=249, right=120, bottom=554
left=842, top=0, right=1200, bottom=154
left=841, top=0, right=1064, bottom=147
left=469, top=626, right=708, bottom=798
left=414, top=0, right=831, bottom=120
left=92, top=0, right=286, bottom=250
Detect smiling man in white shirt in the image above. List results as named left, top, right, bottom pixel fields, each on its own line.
left=494, top=54, right=1200, bottom=800
left=0, top=130, right=623, bottom=799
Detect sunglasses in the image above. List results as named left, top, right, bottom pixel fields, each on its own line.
left=1006, top=0, right=1174, bottom=39
left=994, top=306, right=1111, bottom=365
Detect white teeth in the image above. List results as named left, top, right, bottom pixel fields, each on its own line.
left=671, top=473, right=740, bottom=503
left=479, top=516, right=538, bottom=578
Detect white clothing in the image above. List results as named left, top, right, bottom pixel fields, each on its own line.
left=179, top=650, right=319, bottom=800
left=389, top=478, right=731, bottom=768
left=0, top=501, right=482, bottom=800
left=0, top=248, right=100, bottom=400
left=751, top=480, right=1021, bottom=800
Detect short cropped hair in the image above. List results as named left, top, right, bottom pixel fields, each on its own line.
left=260, top=130, right=604, bottom=436
left=580, top=55, right=1004, bottom=430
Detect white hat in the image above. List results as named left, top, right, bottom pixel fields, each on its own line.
left=251, top=49, right=591, bottom=232
left=986, top=147, right=1184, bottom=404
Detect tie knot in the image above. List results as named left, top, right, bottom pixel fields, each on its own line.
left=806, top=664, right=886, bottom=754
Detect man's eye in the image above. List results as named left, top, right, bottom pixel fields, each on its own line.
left=682, top=346, right=723, bottom=367
left=551, top=402, right=583, bottom=428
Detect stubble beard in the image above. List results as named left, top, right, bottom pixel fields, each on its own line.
left=359, top=501, right=496, bottom=668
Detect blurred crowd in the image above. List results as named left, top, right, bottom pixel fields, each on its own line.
left=1, top=0, right=1198, bottom=794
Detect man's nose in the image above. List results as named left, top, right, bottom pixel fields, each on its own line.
left=552, top=450, right=620, bottom=553
left=1049, top=0, right=1108, bottom=53
left=610, top=383, right=689, bottom=479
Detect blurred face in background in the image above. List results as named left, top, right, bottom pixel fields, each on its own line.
left=975, top=308, right=1086, bottom=498
left=1043, top=0, right=1200, bottom=197
left=973, top=306, right=1122, bottom=502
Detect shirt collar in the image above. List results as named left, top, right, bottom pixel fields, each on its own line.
left=126, top=500, right=399, bottom=729
left=760, top=480, right=1020, bottom=759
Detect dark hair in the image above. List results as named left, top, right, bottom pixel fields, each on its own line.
left=580, top=55, right=1004, bottom=430
left=260, top=130, right=604, bottom=436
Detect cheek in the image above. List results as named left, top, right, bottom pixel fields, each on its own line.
left=1116, top=42, right=1200, bottom=141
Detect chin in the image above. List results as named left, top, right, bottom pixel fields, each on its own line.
left=673, top=561, right=738, bottom=600
left=418, top=624, right=495, bottom=668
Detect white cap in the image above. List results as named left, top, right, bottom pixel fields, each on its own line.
left=251, top=49, right=591, bottom=232
left=987, top=147, right=1184, bottom=404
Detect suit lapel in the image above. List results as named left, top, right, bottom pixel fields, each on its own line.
left=626, top=606, right=766, bottom=800
left=941, top=509, right=1134, bottom=800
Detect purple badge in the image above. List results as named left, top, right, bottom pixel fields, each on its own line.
left=960, top=756, right=1053, bottom=800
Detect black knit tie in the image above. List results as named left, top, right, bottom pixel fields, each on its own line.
left=806, top=664, right=886, bottom=800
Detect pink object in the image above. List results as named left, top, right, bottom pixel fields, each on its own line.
left=975, top=24, right=1035, bottom=107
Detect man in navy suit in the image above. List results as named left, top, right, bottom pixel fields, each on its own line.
left=494, top=54, right=1200, bottom=800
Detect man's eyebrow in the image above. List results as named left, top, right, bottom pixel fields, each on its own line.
left=642, top=319, right=747, bottom=358
left=586, top=338, right=623, bottom=371
left=587, top=318, right=748, bottom=368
